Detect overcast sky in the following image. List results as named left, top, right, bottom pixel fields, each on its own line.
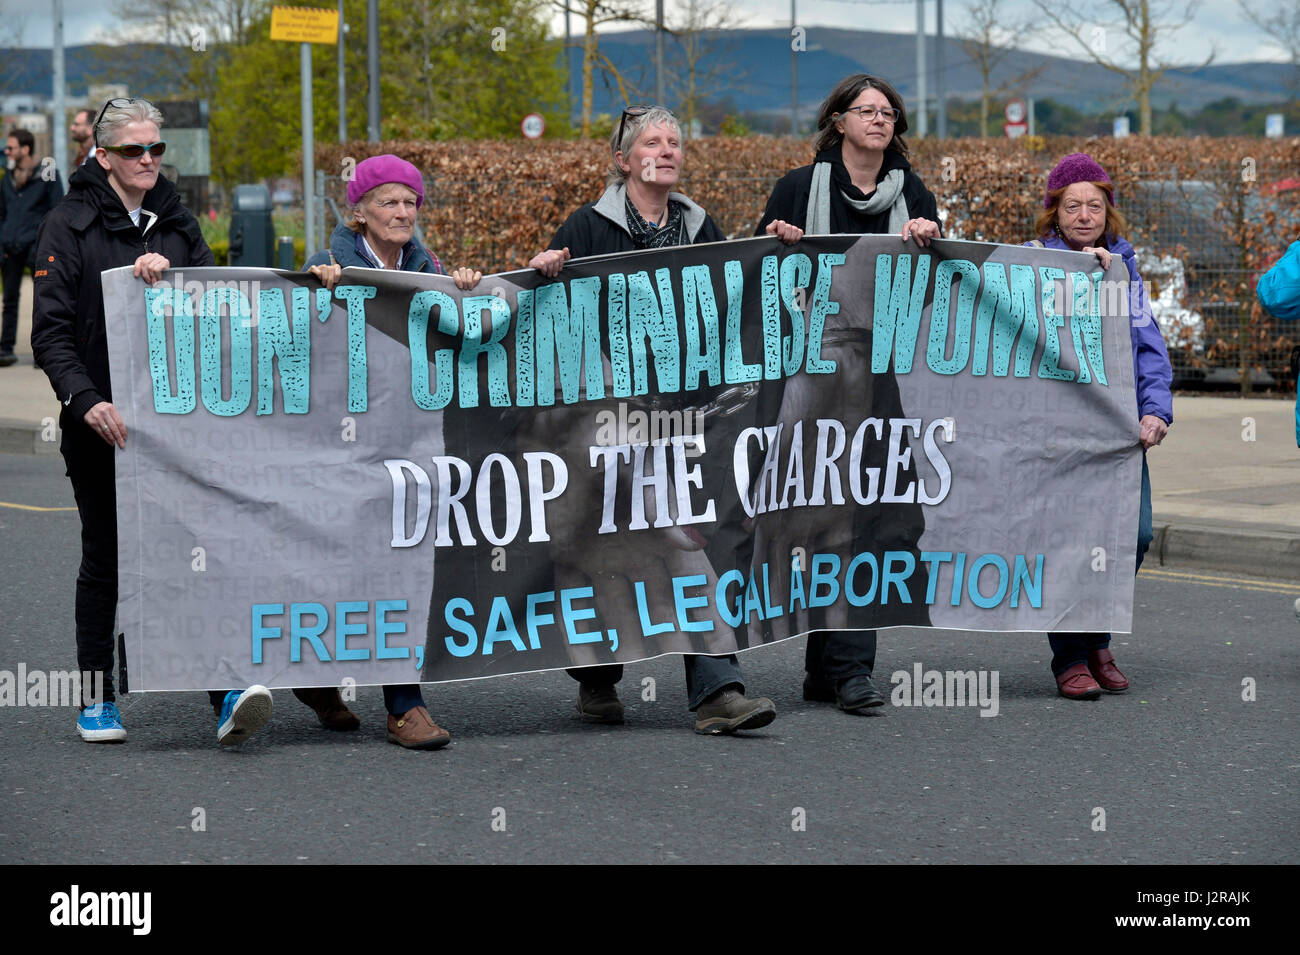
left=9, top=0, right=1294, bottom=65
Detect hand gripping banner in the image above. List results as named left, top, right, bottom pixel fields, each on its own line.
left=103, top=236, right=1141, bottom=691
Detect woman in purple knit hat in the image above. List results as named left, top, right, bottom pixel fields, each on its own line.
left=1027, top=152, right=1174, bottom=700
left=303, top=154, right=480, bottom=748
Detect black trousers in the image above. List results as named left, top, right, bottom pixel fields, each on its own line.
left=63, top=428, right=226, bottom=708
left=1, top=247, right=28, bottom=354
left=805, top=629, right=877, bottom=682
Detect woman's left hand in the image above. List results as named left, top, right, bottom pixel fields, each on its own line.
left=1139, top=414, right=1168, bottom=449
left=133, top=253, right=171, bottom=285
left=902, top=218, right=940, bottom=247
left=1083, top=246, right=1113, bottom=270
left=451, top=267, right=482, bottom=290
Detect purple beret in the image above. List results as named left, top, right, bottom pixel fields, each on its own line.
left=347, top=154, right=425, bottom=209
left=1045, top=152, right=1114, bottom=209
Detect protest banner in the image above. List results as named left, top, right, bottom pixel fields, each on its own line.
left=102, top=235, right=1140, bottom=691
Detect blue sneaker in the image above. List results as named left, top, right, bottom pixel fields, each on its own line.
left=216, top=686, right=273, bottom=746
left=77, top=702, right=126, bottom=743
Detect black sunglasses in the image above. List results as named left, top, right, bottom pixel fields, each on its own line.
left=93, top=97, right=139, bottom=145
left=100, top=141, right=166, bottom=159
left=614, top=105, right=677, bottom=151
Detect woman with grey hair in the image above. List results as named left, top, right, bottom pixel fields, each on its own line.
left=33, top=97, right=273, bottom=746
left=529, top=105, right=777, bottom=735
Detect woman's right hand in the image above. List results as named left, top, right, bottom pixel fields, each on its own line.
left=765, top=220, right=804, bottom=245
left=1082, top=246, right=1113, bottom=270
left=85, top=401, right=126, bottom=449
left=308, top=263, right=342, bottom=291
left=529, top=247, right=570, bottom=278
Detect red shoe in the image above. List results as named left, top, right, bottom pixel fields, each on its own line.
left=1087, top=648, right=1129, bottom=693
left=1056, top=663, right=1102, bottom=700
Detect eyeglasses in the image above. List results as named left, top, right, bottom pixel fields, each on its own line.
left=93, top=97, right=139, bottom=144
left=100, top=141, right=167, bottom=159
left=840, top=104, right=901, bottom=124
left=615, top=105, right=676, bottom=150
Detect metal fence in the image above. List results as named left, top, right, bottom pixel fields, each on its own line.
left=317, top=162, right=1300, bottom=393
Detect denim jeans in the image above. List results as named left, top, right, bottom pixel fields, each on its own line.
left=567, top=653, right=743, bottom=711
left=1049, top=455, right=1153, bottom=674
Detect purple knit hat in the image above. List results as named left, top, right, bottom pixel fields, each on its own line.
left=347, top=155, right=425, bottom=209
left=1044, top=152, right=1114, bottom=209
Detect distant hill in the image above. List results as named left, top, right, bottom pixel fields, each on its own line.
left=2, top=28, right=1294, bottom=120
left=579, top=27, right=1296, bottom=121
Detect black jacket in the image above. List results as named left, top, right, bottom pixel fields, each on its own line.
left=548, top=182, right=726, bottom=257
left=32, top=159, right=213, bottom=431
left=0, top=165, right=64, bottom=260
left=754, top=143, right=939, bottom=236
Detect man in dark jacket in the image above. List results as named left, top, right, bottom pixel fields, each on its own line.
left=33, top=97, right=273, bottom=745
left=1, top=127, right=64, bottom=365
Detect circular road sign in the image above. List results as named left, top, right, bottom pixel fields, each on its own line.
left=521, top=114, right=545, bottom=139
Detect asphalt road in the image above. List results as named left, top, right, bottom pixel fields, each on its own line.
left=1, top=451, right=1295, bottom=865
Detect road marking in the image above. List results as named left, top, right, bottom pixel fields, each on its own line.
left=0, top=501, right=76, bottom=512
left=1141, top=567, right=1300, bottom=595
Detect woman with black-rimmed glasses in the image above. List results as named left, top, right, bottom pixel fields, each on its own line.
left=755, top=73, right=940, bottom=715
left=33, top=97, right=276, bottom=747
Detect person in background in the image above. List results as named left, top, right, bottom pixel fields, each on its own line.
left=306, top=153, right=480, bottom=750
left=33, top=97, right=272, bottom=745
left=1026, top=152, right=1173, bottom=700
left=2, top=127, right=65, bottom=366
left=1257, top=237, right=1300, bottom=619
left=70, top=108, right=95, bottom=168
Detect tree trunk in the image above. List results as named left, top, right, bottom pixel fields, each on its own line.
left=582, top=14, right=597, bottom=137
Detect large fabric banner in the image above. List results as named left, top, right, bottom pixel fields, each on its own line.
left=103, top=236, right=1141, bottom=692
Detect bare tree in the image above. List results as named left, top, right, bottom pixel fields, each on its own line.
left=957, top=0, right=1045, bottom=136
left=1028, top=0, right=1214, bottom=135
left=111, top=0, right=270, bottom=48
left=667, top=0, right=742, bottom=133
left=1239, top=1, right=1300, bottom=65
left=1238, top=1, right=1300, bottom=94
left=550, top=0, right=648, bottom=137
left=0, top=2, right=27, bottom=48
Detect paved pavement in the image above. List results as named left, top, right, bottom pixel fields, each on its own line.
left=3, top=275, right=1296, bottom=578
left=2, top=449, right=1297, bottom=865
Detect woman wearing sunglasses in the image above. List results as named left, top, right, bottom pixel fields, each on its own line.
left=528, top=105, right=778, bottom=735
left=754, top=73, right=940, bottom=715
left=32, top=97, right=276, bottom=746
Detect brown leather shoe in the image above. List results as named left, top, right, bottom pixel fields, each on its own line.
left=292, top=687, right=360, bottom=731
left=386, top=706, right=451, bottom=749
left=1056, top=663, right=1102, bottom=700
left=1087, top=648, right=1129, bottom=692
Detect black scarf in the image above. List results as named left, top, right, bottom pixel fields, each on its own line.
left=625, top=195, right=686, bottom=249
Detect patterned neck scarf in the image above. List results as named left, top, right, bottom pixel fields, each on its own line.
left=625, top=195, right=686, bottom=249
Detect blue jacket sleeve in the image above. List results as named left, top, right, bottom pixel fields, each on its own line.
left=1126, top=251, right=1174, bottom=425
left=1257, top=240, right=1300, bottom=321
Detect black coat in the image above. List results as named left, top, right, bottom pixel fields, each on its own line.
left=0, top=165, right=64, bottom=261
left=548, top=183, right=726, bottom=258
left=32, top=159, right=213, bottom=434
left=754, top=143, right=939, bottom=236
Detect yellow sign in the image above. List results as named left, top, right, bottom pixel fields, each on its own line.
left=270, top=6, right=339, bottom=44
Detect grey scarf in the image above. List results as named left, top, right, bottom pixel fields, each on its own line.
left=807, top=163, right=909, bottom=235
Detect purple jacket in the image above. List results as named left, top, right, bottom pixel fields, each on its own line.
left=1028, top=232, right=1174, bottom=425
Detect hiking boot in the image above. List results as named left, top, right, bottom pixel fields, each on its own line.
left=694, top=686, right=776, bottom=734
